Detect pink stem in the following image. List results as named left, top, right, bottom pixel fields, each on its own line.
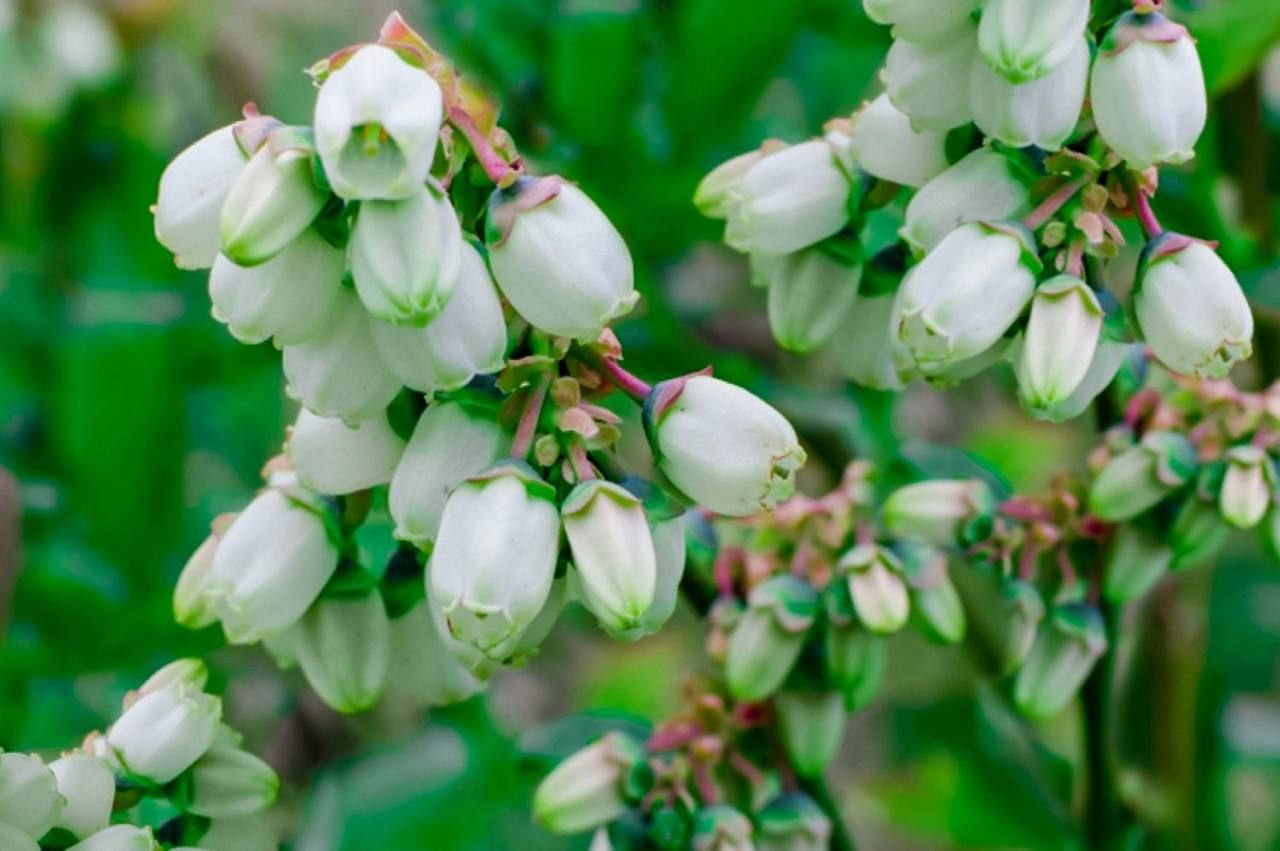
left=1018, top=543, right=1039, bottom=582
left=568, top=442, right=597, bottom=481
left=510, top=375, right=550, bottom=461
left=1024, top=177, right=1090, bottom=230
left=1066, top=240, right=1085, bottom=277
left=599, top=357, right=653, bottom=403
left=1131, top=186, right=1163, bottom=239
left=691, top=759, right=718, bottom=805
left=448, top=106, right=520, bottom=187
left=713, top=549, right=740, bottom=597
left=648, top=723, right=701, bottom=752
left=1057, top=547, right=1080, bottom=589
left=728, top=751, right=766, bottom=787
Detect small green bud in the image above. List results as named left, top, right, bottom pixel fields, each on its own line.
left=724, top=575, right=819, bottom=701
left=882, top=479, right=995, bottom=548
left=1014, top=603, right=1107, bottom=719
left=533, top=733, right=645, bottom=835
left=1219, top=446, right=1274, bottom=530
left=1103, top=524, right=1173, bottom=604
left=1170, top=494, right=1228, bottom=570
left=775, top=690, right=846, bottom=777
left=1088, top=431, right=1198, bottom=522
left=824, top=580, right=886, bottom=710
left=901, top=546, right=966, bottom=644
left=838, top=545, right=910, bottom=635
left=756, top=794, right=832, bottom=851
left=692, top=805, right=754, bottom=851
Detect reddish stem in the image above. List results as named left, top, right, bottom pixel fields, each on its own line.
left=648, top=723, right=701, bottom=752
left=1024, top=177, right=1090, bottom=230
left=728, top=751, right=766, bottom=788
left=1131, top=185, right=1163, bottom=240
left=713, top=548, right=740, bottom=597
left=510, top=374, right=550, bottom=461
left=1066, top=240, right=1085, bottom=277
left=1057, top=547, right=1080, bottom=589
left=1018, top=542, right=1039, bottom=582
left=448, top=106, right=520, bottom=187
left=599, top=357, right=653, bottom=403
left=567, top=441, right=597, bottom=481
left=691, top=759, right=718, bottom=805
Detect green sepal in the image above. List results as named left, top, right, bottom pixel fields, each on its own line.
left=748, top=574, right=820, bottom=634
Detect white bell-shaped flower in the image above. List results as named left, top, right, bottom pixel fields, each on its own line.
left=883, top=22, right=979, bottom=130
left=847, top=94, right=949, bottom=189
left=970, top=36, right=1090, bottom=151
left=287, top=408, right=406, bottom=495
left=154, top=124, right=246, bottom=269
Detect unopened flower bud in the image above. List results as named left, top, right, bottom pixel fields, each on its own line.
left=388, top=398, right=509, bottom=545
left=562, top=481, right=657, bottom=637
left=756, top=794, right=832, bottom=851
left=107, top=685, right=221, bottom=783
left=69, top=824, right=158, bottom=850
left=848, top=94, right=949, bottom=188
left=647, top=375, right=805, bottom=517
left=1091, top=12, right=1207, bottom=168
left=901, top=148, right=1034, bottom=256
left=692, top=805, right=755, bottom=851
left=314, top=44, right=443, bottom=201
left=351, top=183, right=463, bottom=325
left=978, top=0, right=1089, bottom=83
left=0, top=753, right=62, bottom=840
left=1171, top=494, right=1228, bottom=570
left=288, top=408, right=406, bottom=496
left=862, top=0, right=980, bottom=43
left=290, top=592, right=391, bottom=713
left=695, top=149, right=766, bottom=219
left=838, top=545, right=909, bottom=634
left=1017, top=276, right=1103, bottom=413
left=1220, top=446, right=1274, bottom=529
left=154, top=125, right=247, bottom=269
left=486, top=177, right=636, bottom=340
left=386, top=601, right=489, bottom=707
left=183, top=737, right=279, bottom=819
left=882, top=478, right=995, bottom=548
left=1134, top=236, right=1252, bottom=379
left=754, top=248, right=861, bottom=354
left=219, top=130, right=328, bottom=267
left=901, top=546, right=966, bottom=644
left=775, top=690, right=846, bottom=777
left=282, top=289, right=403, bottom=424
left=897, top=222, right=1039, bottom=375
left=429, top=461, right=560, bottom=659
left=207, top=489, right=340, bottom=643
left=997, top=578, right=1046, bottom=675
left=1088, top=431, right=1197, bottom=521
left=725, top=575, right=819, bottom=701
left=970, top=36, right=1090, bottom=151
left=883, top=22, right=979, bottom=131
left=1014, top=603, right=1108, bottom=719
left=208, top=229, right=345, bottom=347
left=724, top=140, right=854, bottom=256
left=177, top=813, right=275, bottom=851
left=49, top=754, right=113, bottom=839
left=824, top=581, right=886, bottom=711
left=533, top=733, right=644, bottom=834
left=369, top=241, right=508, bottom=394
left=1103, top=523, right=1173, bottom=604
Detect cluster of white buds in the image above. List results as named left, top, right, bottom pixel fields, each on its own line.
left=0, top=660, right=278, bottom=851
left=160, top=14, right=807, bottom=716
left=695, top=0, right=1253, bottom=417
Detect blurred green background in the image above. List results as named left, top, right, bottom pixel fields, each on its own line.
left=3, top=1, right=1280, bottom=848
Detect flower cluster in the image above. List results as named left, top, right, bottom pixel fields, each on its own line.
left=0, top=660, right=278, bottom=851
left=158, top=14, right=807, bottom=715
left=696, top=0, right=1253, bottom=420
left=534, top=365, right=1280, bottom=844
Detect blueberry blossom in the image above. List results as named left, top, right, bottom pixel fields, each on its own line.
left=838, top=544, right=910, bottom=634
left=288, top=591, right=391, bottom=713
left=694, top=149, right=767, bottom=219
left=901, top=147, right=1034, bottom=256
left=646, top=374, right=805, bottom=517
left=723, top=140, right=854, bottom=256
left=725, top=575, right=819, bottom=700
left=1014, top=603, right=1108, bottom=719
left=896, top=222, right=1039, bottom=375
left=0, top=753, right=62, bottom=840
left=970, top=36, right=1090, bottom=151
left=1091, top=11, right=1207, bottom=168
left=385, top=601, right=488, bottom=706
left=883, top=479, right=995, bottom=547
left=848, top=94, right=949, bottom=188
left=218, top=128, right=328, bottom=266
left=153, top=124, right=247, bottom=269
left=562, top=480, right=657, bottom=637
left=287, top=407, right=406, bottom=496
left=977, top=0, right=1090, bottom=83
left=282, top=289, right=403, bottom=424
left=350, top=182, right=463, bottom=325
left=428, top=461, right=560, bottom=659
left=862, top=0, right=981, bottom=44
left=1016, top=276, right=1104, bottom=413
left=774, top=690, right=845, bottom=777
left=754, top=247, right=862, bottom=354
left=313, top=44, right=443, bottom=201
left=48, top=754, right=113, bottom=840
left=107, top=684, right=221, bottom=783
left=208, top=229, right=345, bottom=347
left=486, top=177, right=637, bottom=340
left=828, top=289, right=914, bottom=390
left=68, top=825, right=158, bottom=850
left=883, top=20, right=979, bottom=131
left=182, top=732, right=280, bottom=819
left=369, top=241, right=508, bottom=394
left=1134, top=235, right=1253, bottom=379
left=205, top=488, right=340, bottom=643
left=388, top=397, right=510, bottom=546
left=1220, top=445, right=1274, bottom=530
